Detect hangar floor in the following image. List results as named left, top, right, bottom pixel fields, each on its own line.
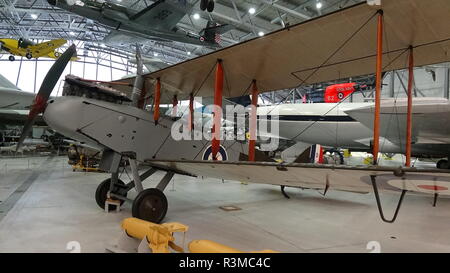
left=0, top=156, right=449, bottom=253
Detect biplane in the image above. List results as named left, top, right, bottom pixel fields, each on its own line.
left=17, top=0, right=450, bottom=224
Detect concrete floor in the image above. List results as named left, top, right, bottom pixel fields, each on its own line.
left=0, top=155, right=449, bottom=253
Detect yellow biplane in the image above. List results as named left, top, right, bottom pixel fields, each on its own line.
left=0, top=38, right=77, bottom=61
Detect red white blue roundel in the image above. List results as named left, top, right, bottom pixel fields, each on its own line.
left=202, top=145, right=228, bottom=161
left=361, top=174, right=450, bottom=196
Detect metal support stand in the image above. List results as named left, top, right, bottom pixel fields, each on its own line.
left=156, top=172, right=174, bottom=192
left=370, top=175, right=407, bottom=223
left=105, top=198, right=121, bottom=213
left=433, top=193, right=439, bottom=207
left=280, top=186, right=290, bottom=199
left=319, top=179, right=330, bottom=197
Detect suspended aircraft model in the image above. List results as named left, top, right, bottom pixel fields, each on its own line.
left=0, top=38, right=77, bottom=61
left=18, top=0, right=450, bottom=225
left=47, top=0, right=231, bottom=47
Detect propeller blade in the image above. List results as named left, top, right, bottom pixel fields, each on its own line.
left=16, top=44, right=76, bottom=151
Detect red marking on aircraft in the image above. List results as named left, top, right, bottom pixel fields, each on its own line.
left=417, top=185, right=448, bottom=191
left=324, top=83, right=358, bottom=103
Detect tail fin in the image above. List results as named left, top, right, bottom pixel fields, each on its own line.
left=294, top=144, right=324, bottom=164
left=0, top=74, right=20, bottom=90
left=199, top=21, right=233, bottom=44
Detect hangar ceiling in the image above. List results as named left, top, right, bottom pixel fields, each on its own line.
left=0, top=0, right=364, bottom=62
left=0, top=0, right=382, bottom=102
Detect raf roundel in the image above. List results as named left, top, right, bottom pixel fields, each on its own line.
left=202, top=145, right=228, bottom=161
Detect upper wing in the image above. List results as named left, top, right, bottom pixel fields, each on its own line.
left=30, top=39, right=67, bottom=57
left=145, top=159, right=450, bottom=196
left=129, top=0, right=191, bottom=31
left=115, top=0, right=450, bottom=101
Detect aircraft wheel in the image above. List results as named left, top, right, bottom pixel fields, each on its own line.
left=207, top=0, right=215, bottom=12
left=437, top=159, right=449, bottom=169
left=25, top=53, right=32, bottom=59
left=95, top=178, right=127, bottom=210
left=8, top=55, right=15, bottom=61
left=200, top=0, right=208, bottom=11
left=132, top=188, right=168, bottom=223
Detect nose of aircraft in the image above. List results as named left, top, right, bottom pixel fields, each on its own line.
left=43, top=97, right=95, bottom=145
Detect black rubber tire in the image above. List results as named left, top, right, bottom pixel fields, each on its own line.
left=437, top=159, right=449, bottom=169
left=207, top=0, right=215, bottom=12
left=25, top=53, right=32, bottom=59
left=132, top=188, right=168, bottom=223
left=95, top=178, right=126, bottom=210
left=8, top=55, right=15, bottom=61
left=200, top=0, right=208, bottom=11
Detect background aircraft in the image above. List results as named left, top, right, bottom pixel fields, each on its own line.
left=47, top=0, right=232, bottom=47
left=256, top=99, right=450, bottom=169
left=0, top=74, right=41, bottom=125
left=0, top=38, right=74, bottom=61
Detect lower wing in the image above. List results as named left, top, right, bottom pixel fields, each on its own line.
left=144, top=159, right=450, bottom=196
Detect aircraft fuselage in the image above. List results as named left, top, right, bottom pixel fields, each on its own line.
left=43, top=96, right=245, bottom=162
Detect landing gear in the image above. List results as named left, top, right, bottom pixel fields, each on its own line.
left=95, top=178, right=127, bottom=210
left=207, top=0, right=214, bottom=12
left=437, top=159, right=449, bottom=169
left=200, top=0, right=208, bottom=11
left=25, top=53, right=32, bottom=59
left=132, top=188, right=168, bottom=223
left=8, top=55, right=15, bottom=61
left=200, top=0, right=214, bottom=12
left=96, top=154, right=174, bottom=223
